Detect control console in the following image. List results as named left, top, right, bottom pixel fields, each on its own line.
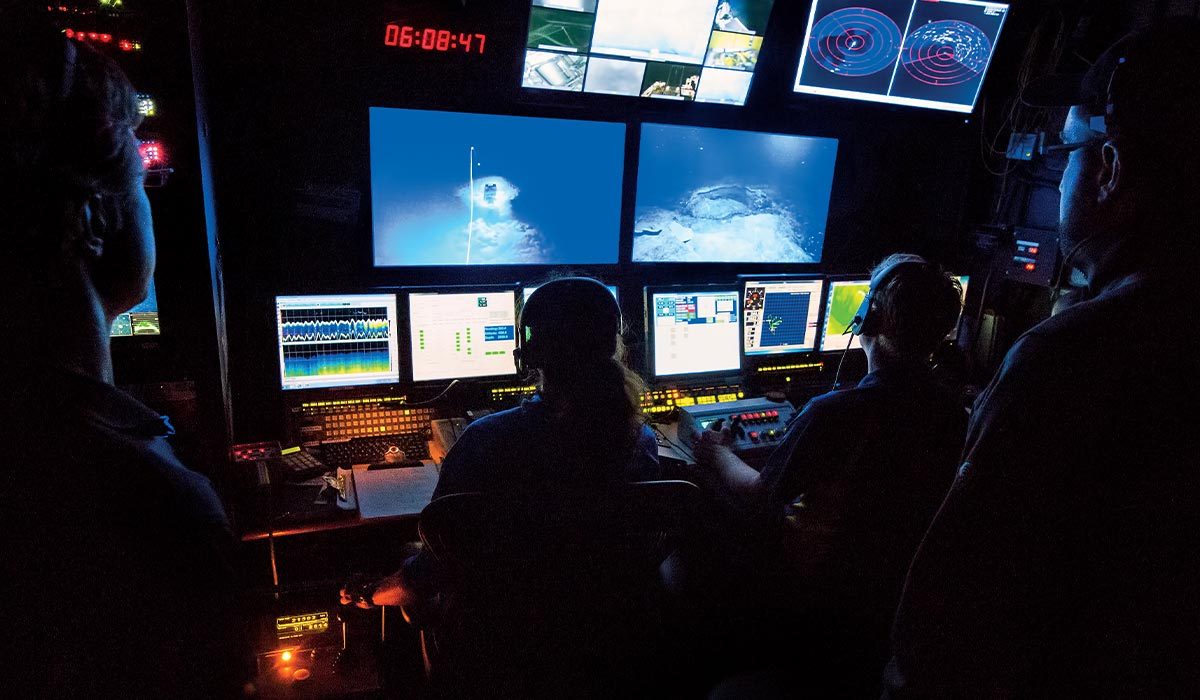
left=676, top=397, right=796, bottom=460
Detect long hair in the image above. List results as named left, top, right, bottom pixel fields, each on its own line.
left=520, top=276, right=646, bottom=474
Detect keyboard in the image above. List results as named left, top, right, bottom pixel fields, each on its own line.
left=318, top=433, right=431, bottom=467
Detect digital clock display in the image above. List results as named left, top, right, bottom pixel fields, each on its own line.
left=384, top=24, right=487, bottom=54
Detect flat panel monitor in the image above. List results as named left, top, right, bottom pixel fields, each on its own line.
left=821, top=278, right=870, bottom=352
left=648, top=287, right=741, bottom=378
left=742, top=277, right=826, bottom=356
left=948, top=274, right=969, bottom=339
left=522, top=0, right=778, bottom=106
left=819, top=274, right=971, bottom=352
left=522, top=283, right=618, bottom=303
left=634, top=123, right=838, bottom=263
left=276, top=294, right=401, bottom=391
left=794, top=0, right=1010, bottom=113
left=408, top=289, right=519, bottom=382
left=370, top=107, right=625, bottom=267
left=111, top=279, right=161, bottom=337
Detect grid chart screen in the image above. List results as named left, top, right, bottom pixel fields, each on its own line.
left=651, top=289, right=741, bottom=377
left=523, top=283, right=618, bottom=302
left=409, top=290, right=518, bottom=382
left=794, top=0, right=1009, bottom=113
left=111, top=279, right=161, bottom=337
left=276, top=294, right=401, bottom=391
left=743, top=278, right=825, bottom=356
left=522, top=0, right=778, bottom=106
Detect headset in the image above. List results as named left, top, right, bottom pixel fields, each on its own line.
left=847, top=258, right=930, bottom=339
left=832, top=257, right=931, bottom=390
left=513, top=277, right=621, bottom=376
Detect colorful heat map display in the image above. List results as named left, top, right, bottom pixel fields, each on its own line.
left=276, top=294, right=401, bottom=391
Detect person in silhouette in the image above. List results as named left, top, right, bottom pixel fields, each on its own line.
left=0, top=10, right=242, bottom=697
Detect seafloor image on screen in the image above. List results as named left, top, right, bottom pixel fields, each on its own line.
left=371, top=108, right=625, bottom=267
left=111, top=279, right=161, bottom=337
left=634, top=124, right=837, bottom=263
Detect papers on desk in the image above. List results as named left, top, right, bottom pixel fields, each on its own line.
left=353, top=462, right=439, bottom=519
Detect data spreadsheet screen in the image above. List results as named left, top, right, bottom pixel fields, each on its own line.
left=408, top=290, right=518, bottom=382
left=650, top=289, right=741, bottom=377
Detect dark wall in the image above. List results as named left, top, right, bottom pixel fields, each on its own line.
left=190, top=0, right=1038, bottom=442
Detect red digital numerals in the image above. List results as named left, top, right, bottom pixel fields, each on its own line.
left=383, top=24, right=486, bottom=54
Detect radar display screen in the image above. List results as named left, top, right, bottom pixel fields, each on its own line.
left=794, top=0, right=1009, bottom=113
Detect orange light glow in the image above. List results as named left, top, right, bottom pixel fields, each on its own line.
left=280, top=650, right=293, bottom=662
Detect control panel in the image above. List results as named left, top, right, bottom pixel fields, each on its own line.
left=676, top=397, right=796, bottom=459
left=290, top=396, right=435, bottom=446
left=642, top=384, right=745, bottom=417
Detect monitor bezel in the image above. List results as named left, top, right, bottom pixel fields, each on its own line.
left=643, top=282, right=743, bottom=383
left=738, top=273, right=828, bottom=363
left=400, top=283, right=523, bottom=385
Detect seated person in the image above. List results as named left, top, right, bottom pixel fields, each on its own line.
left=348, top=277, right=663, bottom=696
left=0, top=13, right=242, bottom=697
left=692, top=254, right=967, bottom=695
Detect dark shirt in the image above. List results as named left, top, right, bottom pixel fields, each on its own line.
left=1, top=368, right=240, bottom=698
left=433, top=394, right=661, bottom=499
left=887, top=271, right=1200, bottom=695
left=755, top=365, right=966, bottom=619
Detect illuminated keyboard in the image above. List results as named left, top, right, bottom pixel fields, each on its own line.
left=291, top=396, right=435, bottom=444
left=319, top=433, right=431, bottom=467
left=641, top=384, right=745, bottom=417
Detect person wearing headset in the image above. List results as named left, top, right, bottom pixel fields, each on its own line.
left=886, top=19, right=1200, bottom=696
left=691, top=254, right=965, bottom=696
left=349, top=276, right=659, bottom=604
left=0, top=10, right=242, bottom=698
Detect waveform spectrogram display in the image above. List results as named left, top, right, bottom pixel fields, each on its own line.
left=276, top=294, right=400, bottom=391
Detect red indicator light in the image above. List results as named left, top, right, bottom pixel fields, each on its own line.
left=138, top=140, right=167, bottom=170
left=64, top=28, right=75, bottom=38
left=1029, top=247, right=1038, bottom=254
left=1024, top=263, right=1036, bottom=272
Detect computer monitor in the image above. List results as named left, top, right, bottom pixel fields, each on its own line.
left=819, top=274, right=972, bottom=352
left=742, top=276, right=826, bottom=357
left=633, top=123, right=838, bottom=264
left=408, top=288, right=519, bottom=382
left=949, top=274, right=969, bottom=339
left=647, top=286, right=741, bottom=378
left=820, top=278, right=870, bottom=353
left=794, top=0, right=1009, bottom=113
left=522, top=0, right=778, bottom=106
left=522, top=283, right=618, bottom=303
left=111, top=279, right=161, bottom=337
left=370, top=107, right=625, bottom=267
left=275, top=294, right=401, bottom=391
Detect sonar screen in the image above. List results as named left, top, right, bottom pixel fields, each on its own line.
left=275, top=294, right=401, bottom=391
left=743, top=277, right=826, bottom=357
left=523, top=0, right=778, bottom=106
left=634, top=123, right=837, bottom=264
left=370, top=107, right=625, bottom=267
left=794, top=0, right=1009, bottom=113
left=649, top=287, right=741, bottom=378
left=408, top=289, right=519, bottom=383
left=111, top=279, right=162, bottom=337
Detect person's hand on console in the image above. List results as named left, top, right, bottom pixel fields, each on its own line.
left=693, top=426, right=734, bottom=466
left=692, top=421, right=764, bottom=504
left=340, top=572, right=414, bottom=609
